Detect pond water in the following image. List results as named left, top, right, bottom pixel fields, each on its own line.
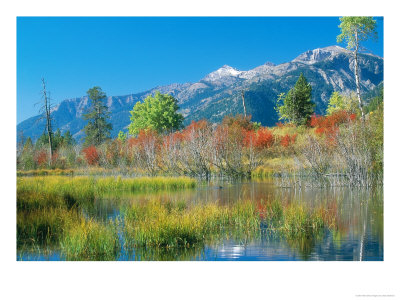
left=18, top=179, right=383, bottom=261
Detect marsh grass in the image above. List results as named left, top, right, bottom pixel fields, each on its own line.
left=17, top=175, right=342, bottom=260
left=17, top=169, right=75, bottom=177
left=123, top=199, right=260, bottom=249
left=61, top=218, right=120, bottom=261
left=18, top=176, right=196, bottom=201
left=257, top=199, right=337, bottom=239
left=95, top=176, right=197, bottom=192
left=17, top=208, right=80, bottom=247
left=122, top=197, right=336, bottom=253
left=17, top=175, right=196, bottom=260
left=17, top=176, right=196, bottom=214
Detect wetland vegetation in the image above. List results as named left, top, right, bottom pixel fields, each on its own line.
left=17, top=176, right=383, bottom=261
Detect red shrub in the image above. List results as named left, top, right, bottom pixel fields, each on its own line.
left=326, top=110, right=351, bottom=127
left=243, top=129, right=256, bottom=147
left=255, top=128, right=275, bottom=149
left=311, top=110, right=354, bottom=142
left=280, top=133, right=297, bottom=148
left=243, top=127, right=275, bottom=149
left=82, top=145, right=100, bottom=165
left=315, top=127, right=325, bottom=135
left=35, top=150, right=48, bottom=166
left=309, top=114, right=323, bottom=128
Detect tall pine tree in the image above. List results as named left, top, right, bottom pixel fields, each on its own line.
left=276, top=73, right=314, bottom=126
left=83, top=86, right=112, bottom=146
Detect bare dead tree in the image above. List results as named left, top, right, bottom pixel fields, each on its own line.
left=161, top=133, right=185, bottom=176
left=133, top=131, right=160, bottom=176
left=180, top=122, right=214, bottom=178
left=38, top=78, right=54, bottom=164
left=301, top=135, right=331, bottom=177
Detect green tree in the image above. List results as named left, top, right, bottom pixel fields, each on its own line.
left=24, top=137, right=33, bottom=152
left=83, top=86, right=112, bottom=146
left=53, top=129, right=63, bottom=149
left=326, top=91, right=359, bottom=115
left=117, top=130, right=127, bottom=142
left=365, top=85, right=383, bottom=114
left=63, top=130, right=76, bottom=146
left=128, top=91, right=184, bottom=135
left=337, top=17, right=377, bottom=120
left=35, top=133, right=48, bottom=149
left=276, top=73, right=314, bottom=125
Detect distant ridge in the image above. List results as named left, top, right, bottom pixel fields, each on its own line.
left=17, top=45, right=383, bottom=143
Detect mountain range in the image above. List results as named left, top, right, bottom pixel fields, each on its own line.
left=17, top=45, right=383, bottom=143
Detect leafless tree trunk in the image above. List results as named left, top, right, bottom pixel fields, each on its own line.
left=161, top=134, right=185, bottom=176
left=134, top=132, right=160, bottom=176
left=41, top=78, right=53, bottom=164
left=180, top=124, right=213, bottom=178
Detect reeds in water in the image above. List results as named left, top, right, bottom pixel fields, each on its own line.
left=61, top=218, right=120, bottom=261
left=123, top=199, right=260, bottom=249
left=17, top=176, right=197, bottom=209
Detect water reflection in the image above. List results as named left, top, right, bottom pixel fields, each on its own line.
left=18, top=179, right=383, bottom=261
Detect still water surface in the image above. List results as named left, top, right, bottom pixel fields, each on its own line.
left=19, top=179, right=383, bottom=261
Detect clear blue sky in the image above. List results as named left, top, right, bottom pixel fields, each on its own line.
left=17, top=17, right=383, bottom=123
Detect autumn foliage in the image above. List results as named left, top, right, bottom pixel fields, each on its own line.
left=310, top=110, right=355, bottom=131
left=280, top=133, right=297, bottom=148
left=35, top=150, right=48, bottom=166
left=243, top=127, right=275, bottom=149
left=309, top=110, right=356, bottom=142
left=82, top=145, right=100, bottom=165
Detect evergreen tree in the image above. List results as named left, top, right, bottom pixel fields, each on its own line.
left=83, top=86, right=112, bottom=146
left=24, top=137, right=33, bottom=151
left=35, top=133, right=49, bottom=149
left=276, top=73, right=314, bottom=125
left=53, top=129, right=63, bottom=149
left=63, top=130, right=76, bottom=146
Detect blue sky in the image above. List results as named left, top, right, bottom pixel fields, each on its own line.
left=17, top=17, right=384, bottom=123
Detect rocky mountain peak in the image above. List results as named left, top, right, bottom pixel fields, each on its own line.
left=292, top=45, right=349, bottom=64
left=202, top=65, right=243, bottom=82
left=263, top=61, right=276, bottom=67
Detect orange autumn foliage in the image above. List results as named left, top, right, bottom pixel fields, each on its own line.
left=82, top=145, right=100, bottom=165
left=243, top=127, right=275, bottom=149
left=280, top=133, right=297, bottom=148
